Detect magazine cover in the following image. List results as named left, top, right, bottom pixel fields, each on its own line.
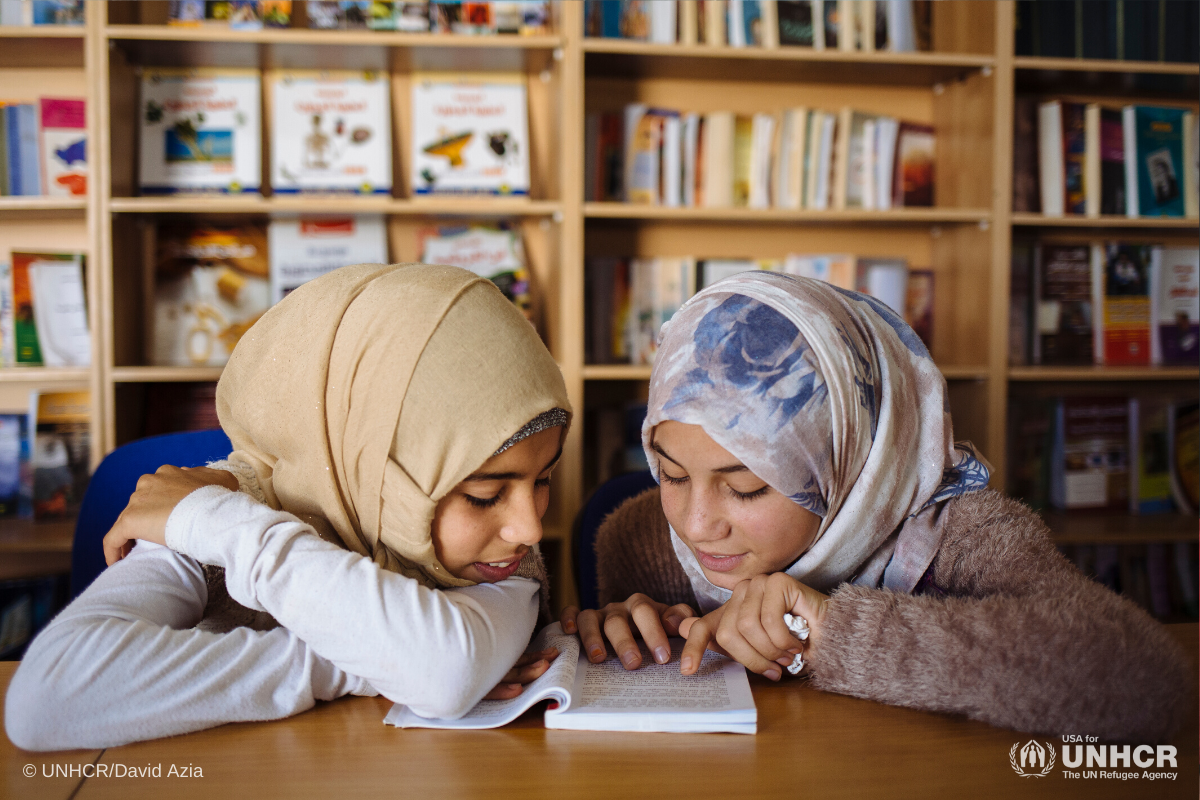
left=268, top=216, right=388, bottom=304
left=270, top=69, right=392, bottom=194
left=139, top=68, right=261, bottom=194
left=39, top=98, right=86, bottom=197
left=152, top=225, right=270, bottom=366
left=419, top=225, right=532, bottom=318
left=411, top=72, right=530, bottom=196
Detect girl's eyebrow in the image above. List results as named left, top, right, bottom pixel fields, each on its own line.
left=465, top=446, right=563, bottom=482
left=653, top=442, right=747, bottom=474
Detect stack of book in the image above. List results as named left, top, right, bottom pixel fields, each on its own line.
left=167, top=1, right=551, bottom=34
left=1007, top=396, right=1198, bottom=517
left=0, top=389, right=90, bottom=521
left=586, top=104, right=934, bottom=210
left=0, top=251, right=90, bottom=368
left=1014, top=0, right=1199, bottom=63
left=584, top=0, right=928, bottom=52
left=1009, top=241, right=1199, bottom=367
left=1015, top=98, right=1199, bottom=219
left=586, top=253, right=931, bottom=364
left=0, top=98, right=87, bottom=198
left=0, top=0, right=83, bottom=26
left=137, top=68, right=530, bottom=198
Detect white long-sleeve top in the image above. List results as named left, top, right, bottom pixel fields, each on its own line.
left=5, top=484, right=540, bottom=752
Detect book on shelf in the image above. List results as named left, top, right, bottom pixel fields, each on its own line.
left=0, top=0, right=82, bottom=26
left=0, top=575, right=68, bottom=661
left=420, top=224, right=533, bottom=319
left=699, top=258, right=778, bottom=290
left=904, top=267, right=933, bottom=348
left=143, top=382, right=221, bottom=437
left=1032, top=242, right=1093, bottom=365
left=1009, top=239, right=1032, bottom=365
left=1006, top=397, right=1054, bottom=510
left=1169, top=400, right=1199, bottom=515
left=780, top=252, right=853, bottom=288
left=1152, top=245, right=1199, bottom=366
left=0, top=414, right=31, bottom=519
left=28, top=389, right=88, bottom=521
left=385, top=622, right=757, bottom=733
left=139, top=68, right=262, bottom=195
left=1015, top=0, right=1199, bottom=63
left=25, top=252, right=88, bottom=368
left=1091, top=242, right=1152, bottom=366
left=1061, top=101, right=1087, bottom=216
left=1097, top=105, right=1126, bottom=216
left=38, top=98, right=86, bottom=198
left=891, top=120, right=933, bottom=207
left=1123, top=105, right=1189, bottom=219
left=411, top=72, right=530, bottom=196
left=1128, top=397, right=1174, bottom=515
left=1063, top=541, right=1199, bottom=622
left=1011, top=97, right=1040, bottom=213
left=2, top=104, right=42, bottom=197
left=1049, top=396, right=1130, bottom=512
left=267, top=216, right=388, bottom=304
left=0, top=262, right=11, bottom=367
left=269, top=69, right=392, bottom=195
left=152, top=224, right=270, bottom=367
left=1036, top=100, right=1064, bottom=217
left=854, top=256, right=907, bottom=315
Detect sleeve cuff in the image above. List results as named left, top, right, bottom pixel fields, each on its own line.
left=164, top=484, right=236, bottom=566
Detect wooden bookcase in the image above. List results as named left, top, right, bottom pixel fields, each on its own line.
left=0, top=2, right=1196, bottom=603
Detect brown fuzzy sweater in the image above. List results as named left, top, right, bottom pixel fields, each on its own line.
left=596, top=487, right=1193, bottom=742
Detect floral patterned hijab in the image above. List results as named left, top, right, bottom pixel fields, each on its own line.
left=643, top=272, right=988, bottom=608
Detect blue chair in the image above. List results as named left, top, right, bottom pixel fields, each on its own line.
left=572, top=470, right=657, bottom=610
left=70, top=429, right=232, bottom=599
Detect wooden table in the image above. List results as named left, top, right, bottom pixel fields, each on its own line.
left=3, top=625, right=1196, bottom=800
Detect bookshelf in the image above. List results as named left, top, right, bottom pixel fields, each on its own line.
left=0, top=2, right=1195, bottom=606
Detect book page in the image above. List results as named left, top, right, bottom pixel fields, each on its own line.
left=384, top=623, right=578, bottom=729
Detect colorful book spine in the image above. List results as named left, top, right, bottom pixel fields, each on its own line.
left=1093, top=242, right=1152, bottom=365
left=9, top=252, right=44, bottom=365
left=1152, top=246, right=1200, bottom=365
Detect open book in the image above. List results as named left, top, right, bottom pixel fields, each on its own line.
left=384, top=623, right=757, bottom=734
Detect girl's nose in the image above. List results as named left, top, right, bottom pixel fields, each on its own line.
left=499, top=491, right=544, bottom=546
left=682, top=492, right=726, bottom=544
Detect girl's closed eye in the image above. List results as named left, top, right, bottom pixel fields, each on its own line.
left=465, top=492, right=502, bottom=509
left=659, top=468, right=689, bottom=486
left=728, top=484, right=769, bottom=501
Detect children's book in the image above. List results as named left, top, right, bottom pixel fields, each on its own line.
left=27, top=253, right=89, bottom=367
left=228, top=0, right=263, bottom=29
left=1092, top=242, right=1152, bottom=365
left=139, top=68, right=261, bottom=194
left=29, top=389, right=89, bottom=521
left=411, top=73, right=530, bottom=196
left=419, top=224, right=532, bottom=318
left=152, top=224, right=270, bottom=366
left=305, top=0, right=341, bottom=27
left=270, top=69, right=392, bottom=195
left=1151, top=245, right=1199, bottom=365
left=385, top=623, right=757, bottom=733
left=268, top=215, right=387, bottom=304
left=39, top=98, right=86, bottom=197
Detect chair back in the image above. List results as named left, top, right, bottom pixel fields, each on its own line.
left=70, top=429, right=232, bottom=599
left=572, top=470, right=657, bottom=610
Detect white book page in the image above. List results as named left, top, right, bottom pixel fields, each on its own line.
left=384, top=624, right=579, bottom=730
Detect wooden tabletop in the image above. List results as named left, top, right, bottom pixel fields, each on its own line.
left=3, top=624, right=1196, bottom=800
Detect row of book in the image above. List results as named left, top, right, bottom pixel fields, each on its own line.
left=0, top=390, right=90, bottom=521
left=0, top=252, right=89, bottom=368
left=1007, top=396, right=1199, bottom=515
left=585, top=0, right=929, bottom=52
left=0, top=98, right=87, bottom=198
left=586, top=105, right=935, bottom=210
left=1015, top=99, right=1199, bottom=219
left=138, top=68, right=528, bottom=197
left=0, top=0, right=82, bottom=26
left=0, top=575, right=68, bottom=660
left=1014, top=0, right=1199, bottom=64
left=1010, top=242, right=1199, bottom=367
left=150, top=219, right=530, bottom=367
left=1059, top=542, right=1198, bottom=622
left=167, top=1, right=552, bottom=34
left=585, top=253, right=931, bottom=365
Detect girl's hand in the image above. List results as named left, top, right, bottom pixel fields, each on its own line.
left=482, top=647, right=560, bottom=700
left=559, top=595, right=696, bottom=669
left=677, top=573, right=829, bottom=681
left=102, top=466, right=240, bottom=566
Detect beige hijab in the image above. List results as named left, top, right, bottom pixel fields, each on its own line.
left=215, top=263, right=572, bottom=589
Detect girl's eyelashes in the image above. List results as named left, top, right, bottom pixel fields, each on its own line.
left=729, top=484, right=769, bottom=501
left=535, top=476, right=551, bottom=488
left=659, top=471, right=689, bottom=486
left=464, top=493, right=501, bottom=509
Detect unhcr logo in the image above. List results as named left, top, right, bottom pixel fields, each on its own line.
left=1010, top=739, right=1057, bottom=778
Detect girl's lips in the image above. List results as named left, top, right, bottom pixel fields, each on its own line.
left=473, top=558, right=524, bottom=582
left=696, top=550, right=747, bottom=573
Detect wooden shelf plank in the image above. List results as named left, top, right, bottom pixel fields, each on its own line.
left=0, top=25, right=84, bottom=38
left=1013, top=56, right=1200, bottom=76
left=104, top=25, right=564, bottom=49
left=1045, top=512, right=1199, bottom=545
left=584, top=203, right=990, bottom=224
left=1009, top=366, right=1200, bottom=381
left=109, top=196, right=562, bottom=216
left=1012, top=212, right=1200, bottom=229
left=0, top=368, right=91, bottom=384
left=584, top=364, right=990, bottom=381
left=110, top=366, right=224, bottom=383
left=584, top=39, right=993, bottom=67
left=0, top=518, right=74, bottom=553
left=0, top=197, right=87, bottom=212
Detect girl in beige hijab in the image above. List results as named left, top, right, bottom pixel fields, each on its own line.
left=6, top=264, right=572, bottom=751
